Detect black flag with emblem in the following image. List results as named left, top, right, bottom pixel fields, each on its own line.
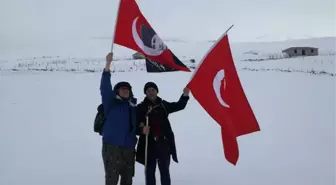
left=145, top=58, right=178, bottom=73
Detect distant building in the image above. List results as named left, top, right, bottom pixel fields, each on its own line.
left=132, top=52, right=145, bottom=60
left=282, top=47, right=318, bottom=57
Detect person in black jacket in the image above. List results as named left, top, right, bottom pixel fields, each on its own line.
left=136, top=82, right=190, bottom=185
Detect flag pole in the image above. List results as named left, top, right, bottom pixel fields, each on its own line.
left=144, top=116, right=149, bottom=184
left=187, top=24, right=234, bottom=82
left=110, top=0, right=122, bottom=53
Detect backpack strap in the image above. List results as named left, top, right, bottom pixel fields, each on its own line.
left=104, top=99, right=116, bottom=119
left=161, top=101, right=168, bottom=118
left=104, top=96, right=136, bottom=119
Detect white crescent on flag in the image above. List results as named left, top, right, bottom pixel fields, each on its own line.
left=132, top=17, right=164, bottom=56
left=213, top=69, right=230, bottom=108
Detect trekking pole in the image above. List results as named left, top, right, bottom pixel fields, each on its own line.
left=144, top=116, right=149, bottom=183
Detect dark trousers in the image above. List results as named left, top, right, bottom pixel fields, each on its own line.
left=102, top=143, right=135, bottom=185
left=146, top=138, right=171, bottom=185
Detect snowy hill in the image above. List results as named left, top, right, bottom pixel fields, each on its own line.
left=0, top=37, right=335, bottom=75
left=0, top=37, right=335, bottom=185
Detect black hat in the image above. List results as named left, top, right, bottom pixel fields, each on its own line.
left=113, top=81, right=134, bottom=98
left=113, top=81, right=131, bottom=91
left=144, top=82, right=158, bottom=94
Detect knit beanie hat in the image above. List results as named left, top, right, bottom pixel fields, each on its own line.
left=144, top=82, right=159, bottom=94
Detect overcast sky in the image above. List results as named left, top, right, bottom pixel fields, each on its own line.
left=1, top=0, right=335, bottom=57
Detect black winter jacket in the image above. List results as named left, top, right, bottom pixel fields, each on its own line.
left=135, top=94, right=189, bottom=165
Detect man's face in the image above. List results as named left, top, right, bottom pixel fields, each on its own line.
left=145, top=87, right=158, bottom=101
left=118, top=86, right=130, bottom=99
left=151, top=35, right=166, bottom=51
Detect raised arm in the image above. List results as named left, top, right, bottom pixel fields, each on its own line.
left=163, top=87, right=190, bottom=114
left=100, top=53, right=115, bottom=110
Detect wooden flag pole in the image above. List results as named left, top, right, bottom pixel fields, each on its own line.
left=111, top=0, right=143, bottom=55
left=144, top=116, right=149, bottom=183
left=110, top=0, right=122, bottom=53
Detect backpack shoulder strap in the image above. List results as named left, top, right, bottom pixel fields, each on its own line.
left=104, top=98, right=116, bottom=118
left=160, top=101, right=168, bottom=118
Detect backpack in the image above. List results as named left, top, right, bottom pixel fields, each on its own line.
left=93, top=103, right=113, bottom=135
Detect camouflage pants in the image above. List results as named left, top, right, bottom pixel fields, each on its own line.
left=102, top=143, right=135, bottom=185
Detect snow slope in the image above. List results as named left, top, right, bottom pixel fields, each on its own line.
left=1, top=37, right=335, bottom=75
left=0, top=37, right=335, bottom=185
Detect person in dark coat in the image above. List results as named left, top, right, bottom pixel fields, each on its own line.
left=100, top=53, right=138, bottom=185
left=136, top=82, right=190, bottom=185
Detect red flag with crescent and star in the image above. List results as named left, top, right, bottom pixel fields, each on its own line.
left=186, top=28, right=260, bottom=165
left=113, top=0, right=190, bottom=72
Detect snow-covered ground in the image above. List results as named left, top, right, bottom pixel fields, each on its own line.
left=0, top=37, right=335, bottom=185
left=1, top=37, right=335, bottom=75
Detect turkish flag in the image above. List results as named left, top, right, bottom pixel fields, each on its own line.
left=186, top=30, right=260, bottom=165
left=114, top=0, right=190, bottom=72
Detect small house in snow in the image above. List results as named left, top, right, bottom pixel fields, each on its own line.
left=282, top=47, right=318, bottom=57
left=132, top=52, right=145, bottom=60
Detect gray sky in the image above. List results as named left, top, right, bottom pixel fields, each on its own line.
left=1, top=0, right=335, bottom=57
